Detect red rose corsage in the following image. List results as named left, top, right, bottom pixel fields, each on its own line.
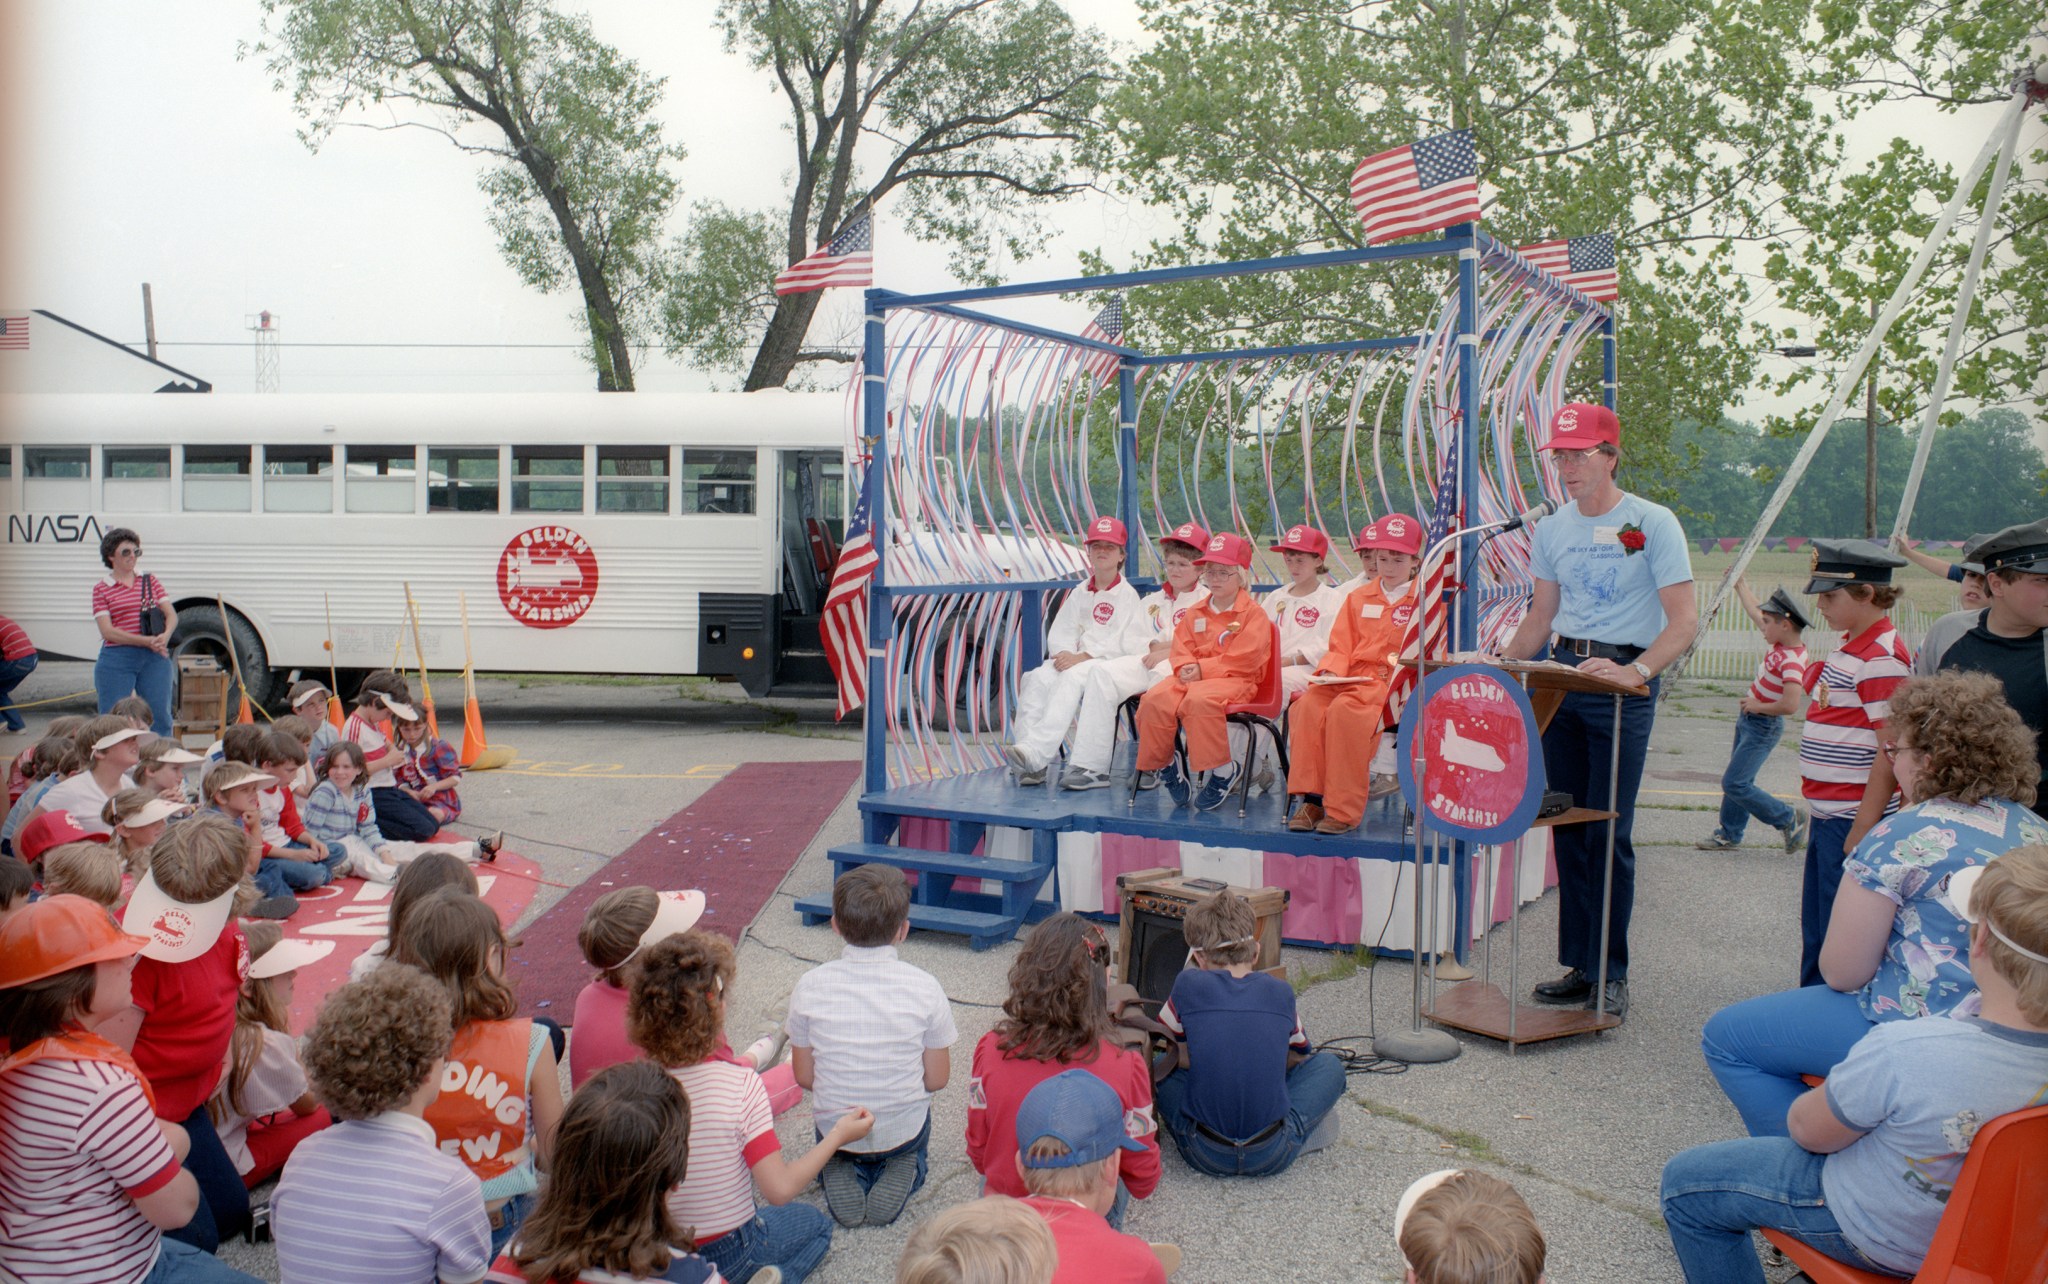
left=1618, top=522, right=1646, bottom=555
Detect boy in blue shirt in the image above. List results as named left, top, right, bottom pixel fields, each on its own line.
left=1660, top=846, right=2048, bottom=1281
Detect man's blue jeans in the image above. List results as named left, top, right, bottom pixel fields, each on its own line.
left=1715, top=712, right=1795, bottom=842
left=1661, top=1137, right=1893, bottom=1283
left=1800, top=817, right=1854, bottom=987
left=1700, top=984, right=1873, bottom=1136
left=0, top=653, right=38, bottom=730
left=94, top=645, right=173, bottom=735
left=1154, top=1050, right=1346, bottom=1177
left=1538, top=666, right=1660, bottom=980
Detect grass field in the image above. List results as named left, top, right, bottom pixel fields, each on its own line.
left=1689, top=547, right=1966, bottom=617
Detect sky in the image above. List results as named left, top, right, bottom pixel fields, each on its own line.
left=0, top=1, right=2029, bottom=416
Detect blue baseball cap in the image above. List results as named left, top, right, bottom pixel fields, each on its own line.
left=1016, top=1069, right=1146, bottom=1169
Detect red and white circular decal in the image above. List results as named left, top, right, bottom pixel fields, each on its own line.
left=1412, top=671, right=1533, bottom=831
left=1393, top=603, right=1416, bottom=627
left=1092, top=601, right=1116, bottom=625
left=498, top=527, right=599, bottom=630
left=1294, top=605, right=1320, bottom=628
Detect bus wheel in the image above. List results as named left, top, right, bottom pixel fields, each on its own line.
left=172, top=604, right=278, bottom=709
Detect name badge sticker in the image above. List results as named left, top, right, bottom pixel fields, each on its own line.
left=1360, top=603, right=1385, bottom=618
left=1593, top=526, right=1621, bottom=545
left=1192, top=617, right=1208, bottom=634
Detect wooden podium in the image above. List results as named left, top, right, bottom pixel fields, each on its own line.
left=1418, top=660, right=1645, bottom=1047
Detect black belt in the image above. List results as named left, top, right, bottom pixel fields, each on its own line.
left=1193, top=1117, right=1286, bottom=1149
left=1554, top=636, right=1644, bottom=664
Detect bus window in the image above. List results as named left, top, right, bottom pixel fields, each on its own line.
left=264, top=445, right=334, bottom=513
left=428, top=448, right=502, bottom=514
left=681, top=449, right=757, bottom=515
left=346, top=445, right=418, bottom=514
left=596, top=446, right=668, bottom=514
left=24, top=447, right=89, bottom=511
left=103, top=447, right=172, bottom=514
left=182, top=446, right=252, bottom=512
left=512, top=446, right=584, bottom=513
left=0, top=447, right=12, bottom=513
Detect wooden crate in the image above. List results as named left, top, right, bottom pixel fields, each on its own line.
left=172, top=656, right=229, bottom=743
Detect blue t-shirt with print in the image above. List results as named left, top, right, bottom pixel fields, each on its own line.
left=1846, top=796, right=2048, bottom=1022
left=1529, top=493, right=1692, bottom=649
left=1821, top=1016, right=2048, bottom=1274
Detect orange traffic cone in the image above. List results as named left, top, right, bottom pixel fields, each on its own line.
left=460, top=663, right=488, bottom=767
left=323, top=593, right=347, bottom=729
left=235, top=690, right=254, bottom=725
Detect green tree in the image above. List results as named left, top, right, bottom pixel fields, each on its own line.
left=1909, top=407, right=2048, bottom=539
left=663, top=0, right=1114, bottom=389
left=248, top=0, right=686, bottom=391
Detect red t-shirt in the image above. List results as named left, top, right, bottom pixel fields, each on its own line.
left=130, top=925, right=248, bottom=1120
left=965, top=1033, right=1160, bottom=1200
left=1022, top=1195, right=1167, bottom=1284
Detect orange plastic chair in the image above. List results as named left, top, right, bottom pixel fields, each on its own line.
left=1761, top=1103, right=2048, bottom=1284
left=1222, top=616, right=1289, bottom=818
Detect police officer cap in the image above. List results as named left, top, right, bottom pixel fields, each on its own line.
left=1760, top=588, right=1810, bottom=630
left=1802, top=538, right=1906, bottom=595
left=1957, top=531, right=1992, bottom=577
left=1975, top=519, right=2048, bottom=576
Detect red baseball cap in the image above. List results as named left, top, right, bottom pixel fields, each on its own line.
left=18, top=812, right=109, bottom=864
left=1161, top=521, right=1210, bottom=554
left=0, top=895, right=150, bottom=989
left=1270, top=525, right=1331, bottom=557
left=1195, top=532, right=1254, bottom=569
left=1083, top=515, right=1129, bottom=546
left=1538, top=402, right=1620, bottom=451
left=1358, top=513, right=1423, bottom=556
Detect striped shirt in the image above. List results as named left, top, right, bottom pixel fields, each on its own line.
left=0, top=614, right=34, bottom=661
left=344, top=712, right=398, bottom=789
left=272, top=1111, right=492, bottom=1284
left=1799, top=618, right=1912, bottom=820
left=784, top=944, right=958, bottom=1151
left=663, top=1060, right=778, bottom=1244
left=0, top=1058, right=183, bottom=1284
left=89, top=575, right=164, bottom=639
left=304, top=780, right=386, bottom=847
left=1749, top=643, right=1809, bottom=708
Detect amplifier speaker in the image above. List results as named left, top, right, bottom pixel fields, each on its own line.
left=1114, top=868, right=1289, bottom=1004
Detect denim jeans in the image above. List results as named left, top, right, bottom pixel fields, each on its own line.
left=819, top=1109, right=930, bottom=1221
left=260, top=847, right=343, bottom=891
left=95, top=644, right=173, bottom=735
left=1800, top=817, right=1854, bottom=987
left=698, top=1204, right=833, bottom=1284
left=1661, top=1137, right=1892, bottom=1283
left=1715, top=712, right=1795, bottom=842
left=1154, top=1050, right=1347, bottom=1178
left=162, top=1104, right=250, bottom=1252
left=371, top=785, right=440, bottom=841
left=0, top=652, right=38, bottom=729
left=250, top=859, right=297, bottom=903
left=1538, top=664, right=1660, bottom=980
left=488, top=1189, right=534, bottom=1257
left=143, top=1239, right=263, bottom=1284
left=1701, top=985, right=1873, bottom=1137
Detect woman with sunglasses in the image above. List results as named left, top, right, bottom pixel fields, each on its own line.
left=90, top=528, right=176, bottom=735
left=1699, top=670, right=2047, bottom=1137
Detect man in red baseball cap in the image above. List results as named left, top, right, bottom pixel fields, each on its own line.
left=1135, top=533, right=1273, bottom=811
left=1494, top=402, right=1695, bottom=1021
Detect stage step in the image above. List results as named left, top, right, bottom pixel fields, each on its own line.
left=794, top=895, right=1023, bottom=950
left=827, top=842, right=1046, bottom=883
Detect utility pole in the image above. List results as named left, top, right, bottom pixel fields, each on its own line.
left=1865, top=297, right=1879, bottom=539
left=141, top=284, right=158, bottom=362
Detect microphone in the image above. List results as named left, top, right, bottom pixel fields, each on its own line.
left=1493, top=499, right=1557, bottom=535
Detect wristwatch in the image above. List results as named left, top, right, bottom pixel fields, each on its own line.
left=1631, top=660, right=1653, bottom=681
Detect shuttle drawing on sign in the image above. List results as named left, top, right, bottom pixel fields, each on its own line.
left=1438, top=720, right=1507, bottom=773
left=505, top=547, right=585, bottom=592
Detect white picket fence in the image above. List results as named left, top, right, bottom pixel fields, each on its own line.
left=1682, top=586, right=1942, bottom=684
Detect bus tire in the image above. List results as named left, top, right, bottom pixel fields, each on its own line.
left=172, top=604, right=278, bottom=710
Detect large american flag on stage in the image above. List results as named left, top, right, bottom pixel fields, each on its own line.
left=774, top=210, right=874, bottom=296
left=821, top=480, right=880, bottom=719
left=1515, top=234, right=1619, bottom=302
left=1350, top=129, right=1482, bottom=245
left=0, top=314, right=28, bottom=350
left=1383, top=432, right=1461, bottom=729
left=1078, top=295, right=1125, bottom=383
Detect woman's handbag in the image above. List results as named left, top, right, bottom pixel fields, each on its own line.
left=137, top=575, right=166, bottom=638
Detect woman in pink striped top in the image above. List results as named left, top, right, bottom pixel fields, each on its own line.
left=89, top=528, right=176, bottom=736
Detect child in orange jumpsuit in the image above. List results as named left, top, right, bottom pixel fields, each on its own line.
left=1286, top=514, right=1422, bottom=835
left=1135, top=533, right=1274, bottom=812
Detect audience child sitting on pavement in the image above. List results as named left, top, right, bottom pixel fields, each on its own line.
left=350, top=849, right=479, bottom=982
left=787, top=864, right=958, bottom=1228
left=484, top=1059, right=729, bottom=1284
left=200, top=761, right=299, bottom=916
left=16, top=811, right=103, bottom=886
left=8, top=714, right=86, bottom=811
left=134, top=735, right=203, bottom=807
left=267, top=715, right=317, bottom=800
left=1014, top=1071, right=1176, bottom=1284
left=0, top=856, right=31, bottom=920
left=1702, top=671, right=2047, bottom=1136
left=32, top=717, right=147, bottom=835
left=305, top=741, right=498, bottom=885
left=272, top=962, right=493, bottom=1284
left=40, top=840, right=126, bottom=908
left=110, top=696, right=156, bottom=732
left=286, top=680, right=342, bottom=776
left=203, top=723, right=269, bottom=772
left=105, top=788, right=184, bottom=882
left=252, top=733, right=339, bottom=887
left=1002, top=516, right=1147, bottom=786
left=0, top=894, right=263, bottom=1284
left=344, top=672, right=441, bottom=842
left=1154, top=890, right=1343, bottom=1177
left=1661, top=843, right=2048, bottom=1283
left=629, top=930, right=874, bottom=1284
left=572, top=886, right=704, bottom=1086
left=207, top=924, right=332, bottom=1189
left=967, top=913, right=1160, bottom=1227
left=392, top=886, right=565, bottom=1256
left=395, top=706, right=469, bottom=826
left=1062, top=521, right=1210, bottom=792
left=1134, top=532, right=1274, bottom=810
left=1697, top=583, right=1810, bottom=853
left=3, top=735, right=80, bottom=855
left=896, top=1196, right=1058, bottom=1284
left=1394, top=1169, right=1546, bottom=1284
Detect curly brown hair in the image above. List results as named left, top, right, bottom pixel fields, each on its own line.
left=510, top=1060, right=695, bottom=1282
left=1889, top=672, right=2039, bottom=807
left=993, top=913, right=1111, bottom=1064
left=304, top=964, right=453, bottom=1120
left=389, top=886, right=518, bottom=1030
left=627, top=931, right=733, bottom=1068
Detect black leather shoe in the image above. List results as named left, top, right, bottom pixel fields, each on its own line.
left=1531, top=968, right=1592, bottom=1004
left=1586, top=979, right=1628, bottom=1021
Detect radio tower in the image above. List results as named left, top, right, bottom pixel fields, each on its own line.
left=247, top=310, right=280, bottom=393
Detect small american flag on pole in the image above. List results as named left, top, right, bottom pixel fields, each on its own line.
left=1078, top=295, right=1126, bottom=383
left=774, top=210, right=874, bottom=296
left=1350, top=128, right=1482, bottom=245
left=1515, top=234, right=1619, bottom=302
left=0, top=314, right=28, bottom=350
left=1382, top=431, right=1461, bottom=730
left=821, top=479, right=880, bottom=719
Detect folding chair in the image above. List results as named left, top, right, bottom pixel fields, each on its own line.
left=1222, top=616, right=1289, bottom=818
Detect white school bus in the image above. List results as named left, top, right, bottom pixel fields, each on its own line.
left=0, top=391, right=849, bottom=703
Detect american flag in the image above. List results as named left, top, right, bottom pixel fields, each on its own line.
left=1350, top=128, right=1482, bottom=245
left=0, top=314, right=28, bottom=350
left=1078, top=295, right=1125, bottom=383
left=1383, top=432, right=1461, bottom=729
left=1515, top=234, right=1619, bottom=302
left=774, top=210, right=874, bottom=296
left=821, top=478, right=880, bottom=719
